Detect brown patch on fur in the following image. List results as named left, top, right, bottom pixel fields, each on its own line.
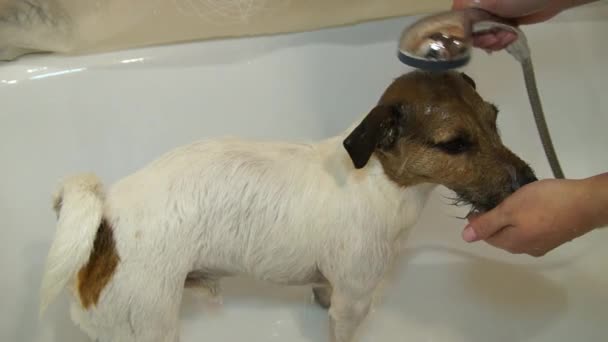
left=77, top=219, right=120, bottom=308
left=344, top=70, right=537, bottom=212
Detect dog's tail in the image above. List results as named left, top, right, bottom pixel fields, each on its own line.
left=39, top=173, right=105, bottom=316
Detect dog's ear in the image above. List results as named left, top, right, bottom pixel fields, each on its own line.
left=460, top=72, right=476, bottom=89
left=343, top=104, right=405, bottom=169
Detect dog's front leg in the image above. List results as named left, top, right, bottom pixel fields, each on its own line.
left=328, top=290, right=373, bottom=342
left=185, top=274, right=222, bottom=304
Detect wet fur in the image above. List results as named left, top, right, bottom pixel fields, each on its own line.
left=372, top=71, right=537, bottom=212
left=39, top=71, right=536, bottom=342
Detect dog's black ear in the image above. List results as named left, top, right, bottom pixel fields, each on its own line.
left=460, top=72, right=476, bottom=89
left=343, top=104, right=405, bottom=169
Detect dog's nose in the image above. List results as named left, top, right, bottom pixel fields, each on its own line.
left=519, top=169, right=538, bottom=186
left=510, top=167, right=538, bottom=192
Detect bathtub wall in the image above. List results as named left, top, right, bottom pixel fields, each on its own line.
left=1, top=0, right=450, bottom=60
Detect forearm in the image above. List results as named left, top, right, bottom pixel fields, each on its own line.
left=581, top=172, right=608, bottom=229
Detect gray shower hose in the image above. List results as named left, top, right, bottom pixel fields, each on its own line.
left=521, top=58, right=565, bottom=179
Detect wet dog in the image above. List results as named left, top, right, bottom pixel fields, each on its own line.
left=40, top=70, right=536, bottom=342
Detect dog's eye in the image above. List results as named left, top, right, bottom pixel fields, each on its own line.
left=435, top=137, right=472, bottom=154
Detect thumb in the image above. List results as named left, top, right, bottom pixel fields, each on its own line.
left=462, top=206, right=510, bottom=242
left=452, top=0, right=551, bottom=18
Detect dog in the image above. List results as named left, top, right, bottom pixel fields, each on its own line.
left=39, top=70, right=537, bottom=342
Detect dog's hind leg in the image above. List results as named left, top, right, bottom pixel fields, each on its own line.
left=74, top=268, right=187, bottom=342
left=123, top=289, right=183, bottom=342
left=70, top=292, right=183, bottom=342
left=312, top=285, right=333, bottom=309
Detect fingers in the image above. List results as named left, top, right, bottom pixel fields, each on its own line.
left=484, top=227, right=551, bottom=257
left=484, top=226, right=520, bottom=253
left=462, top=205, right=510, bottom=242
left=472, top=30, right=518, bottom=51
left=461, top=202, right=551, bottom=257
left=462, top=210, right=540, bottom=256
left=493, top=31, right=518, bottom=49
left=452, top=0, right=557, bottom=53
left=473, top=33, right=498, bottom=49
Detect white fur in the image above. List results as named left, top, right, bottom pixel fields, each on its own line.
left=40, top=173, right=104, bottom=316
left=40, top=130, right=436, bottom=342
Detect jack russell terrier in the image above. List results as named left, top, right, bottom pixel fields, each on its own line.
left=40, top=70, right=537, bottom=342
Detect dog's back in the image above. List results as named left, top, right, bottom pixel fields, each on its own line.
left=103, top=137, right=409, bottom=283
left=40, top=136, right=422, bottom=341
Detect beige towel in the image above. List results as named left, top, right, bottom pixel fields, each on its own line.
left=0, top=0, right=450, bottom=60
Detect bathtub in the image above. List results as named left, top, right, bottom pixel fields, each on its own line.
left=1, top=6, right=607, bottom=342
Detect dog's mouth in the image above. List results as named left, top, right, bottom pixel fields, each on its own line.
left=450, top=190, right=501, bottom=219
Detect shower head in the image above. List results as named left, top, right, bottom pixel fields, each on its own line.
left=398, top=8, right=530, bottom=70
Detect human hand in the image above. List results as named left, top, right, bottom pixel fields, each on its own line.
left=452, top=0, right=593, bottom=51
left=461, top=178, right=604, bottom=257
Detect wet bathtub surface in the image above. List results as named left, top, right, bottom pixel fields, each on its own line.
left=1, top=12, right=607, bottom=342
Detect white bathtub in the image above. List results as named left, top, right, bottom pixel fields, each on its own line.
left=1, top=8, right=607, bottom=342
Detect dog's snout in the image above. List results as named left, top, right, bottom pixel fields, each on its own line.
left=519, top=169, right=538, bottom=187
left=509, top=166, right=538, bottom=192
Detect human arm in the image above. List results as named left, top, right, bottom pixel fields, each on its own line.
left=462, top=173, right=608, bottom=257
left=452, top=0, right=600, bottom=50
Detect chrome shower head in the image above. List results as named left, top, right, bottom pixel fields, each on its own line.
left=398, top=8, right=530, bottom=70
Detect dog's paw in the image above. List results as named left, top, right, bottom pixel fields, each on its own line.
left=207, top=293, right=223, bottom=306
left=186, top=277, right=223, bottom=305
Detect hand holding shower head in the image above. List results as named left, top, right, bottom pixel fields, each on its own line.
left=397, top=9, right=565, bottom=179
left=398, top=9, right=529, bottom=70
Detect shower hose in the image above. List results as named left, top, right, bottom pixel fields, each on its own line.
left=521, top=58, right=565, bottom=179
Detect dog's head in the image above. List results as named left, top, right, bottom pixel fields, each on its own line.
left=344, top=70, right=537, bottom=213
